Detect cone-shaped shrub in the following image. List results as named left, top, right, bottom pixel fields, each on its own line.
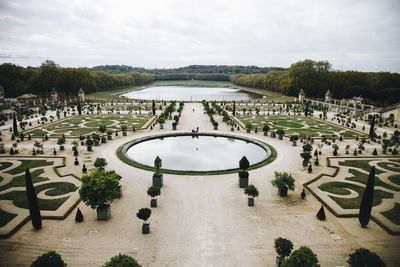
left=25, top=169, right=42, bottom=230
left=316, top=206, right=326, bottom=220
left=359, top=166, right=375, bottom=227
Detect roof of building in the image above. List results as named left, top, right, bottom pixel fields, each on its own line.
left=17, top=94, right=38, bottom=99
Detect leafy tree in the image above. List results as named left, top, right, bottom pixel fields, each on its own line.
left=25, top=169, right=42, bottom=230
left=274, top=237, right=293, bottom=259
left=79, top=169, right=120, bottom=209
left=244, top=184, right=259, bottom=198
left=147, top=186, right=161, bottom=199
left=359, top=166, right=375, bottom=227
left=31, top=251, right=67, bottom=267
left=103, top=254, right=142, bottom=267
left=281, top=246, right=320, bottom=267
left=271, top=172, right=295, bottom=191
left=347, top=248, right=386, bottom=267
left=94, top=158, right=107, bottom=170
left=136, top=208, right=151, bottom=224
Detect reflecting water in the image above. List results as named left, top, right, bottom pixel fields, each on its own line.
left=121, top=86, right=262, bottom=101
left=126, top=135, right=268, bottom=171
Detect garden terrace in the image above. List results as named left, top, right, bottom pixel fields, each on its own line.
left=305, top=157, right=400, bottom=234
left=0, top=156, right=81, bottom=238
left=24, top=114, right=153, bottom=138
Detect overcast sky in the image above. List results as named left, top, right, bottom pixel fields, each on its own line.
left=0, top=0, right=399, bottom=72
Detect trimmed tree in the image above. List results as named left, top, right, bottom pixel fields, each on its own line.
left=25, top=169, right=42, bottom=230
left=103, top=254, right=142, bottom=267
left=79, top=169, right=120, bottom=220
left=147, top=186, right=161, bottom=207
left=271, top=172, right=295, bottom=197
left=239, top=156, right=250, bottom=188
left=13, top=113, right=18, bottom=137
left=369, top=115, right=375, bottom=139
left=77, top=100, right=82, bottom=116
left=281, top=246, right=320, bottom=267
left=359, top=166, right=376, bottom=227
left=347, top=248, right=386, bottom=267
left=152, top=99, right=156, bottom=115
left=31, top=251, right=67, bottom=267
left=244, top=184, right=259, bottom=206
left=233, top=101, right=236, bottom=116
left=274, top=237, right=294, bottom=265
left=94, top=157, right=107, bottom=170
left=137, top=208, right=152, bottom=234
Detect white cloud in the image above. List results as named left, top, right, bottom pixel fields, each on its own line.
left=0, top=0, right=399, bottom=72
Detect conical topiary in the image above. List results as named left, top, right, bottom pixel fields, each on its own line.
left=316, top=205, right=326, bottom=220
left=359, top=166, right=376, bottom=227
left=75, top=208, right=83, bottom=222
left=25, top=169, right=42, bottom=229
left=239, top=156, right=249, bottom=171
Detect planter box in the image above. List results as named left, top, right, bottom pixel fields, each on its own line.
left=80, top=141, right=85, bottom=145
left=271, top=133, right=276, bottom=138
left=159, top=124, right=164, bottom=129
left=173, top=125, right=177, bottom=130
left=263, top=132, right=268, bottom=136
left=107, top=135, right=112, bottom=140
left=246, top=129, right=250, bottom=133
left=95, top=140, right=100, bottom=146
left=123, top=132, right=127, bottom=136
left=87, top=146, right=92, bottom=152
left=59, top=145, right=64, bottom=151
left=292, top=141, right=297, bottom=146
left=278, top=186, right=288, bottom=197
left=153, top=173, right=163, bottom=187
left=248, top=198, right=254, bottom=206
left=231, top=127, right=234, bottom=132
left=278, top=135, right=283, bottom=140
left=142, top=223, right=150, bottom=234
left=238, top=171, right=249, bottom=188
left=101, top=137, right=107, bottom=143
left=117, top=184, right=122, bottom=198
left=214, top=125, right=218, bottom=130
left=97, top=204, right=111, bottom=220
left=151, top=199, right=157, bottom=207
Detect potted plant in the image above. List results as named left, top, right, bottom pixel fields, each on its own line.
left=94, top=157, right=107, bottom=170
left=274, top=237, right=293, bottom=267
left=85, top=136, right=93, bottom=151
left=153, top=156, right=163, bottom=187
left=244, top=184, right=259, bottom=206
left=290, top=135, right=298, bottom=146
left=92, top=133, right=100, bottom=146
left=106, top=130, right=113, bottom=140
left=137, top=208, right=151, bottom=234
left=332, top=144, right=339, bottom=156
left=263, top=124, right=270, bottom=136
left=57, top=137, right=65, bottom=151
left=99, top=125, right=107, bottom=143
left=271, top=131, right=276, bottom=138
left=172, top=121, right=177, bottom=130
left=31, top=251, right=67, bottom=267
left=238, top=156, right=250, bottom=188
left=276, top=129, right=285, bottom=140
left=245, top=122, right=253, bottom=133
left=158, top=117, right=165, bottom=129
left=0, top=143, right=5, bottom=154
left=213, top=121, right=218, bottom=130
left=271, top=172, right=295, bottom=197
left=345, top=144, right=350, bottom=154
left=103, top=254, right=142, bottom=267
left=121, top=125, right=128, bottom=136
left=147, top=186, right=161, bottom=207
left=79, top=169, right=120, bottom=220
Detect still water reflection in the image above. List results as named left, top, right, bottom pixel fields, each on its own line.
left=126, top=135, right=268, bottom=171
left=121, top=86, right=262, bottom=101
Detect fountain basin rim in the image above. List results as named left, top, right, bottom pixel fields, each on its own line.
left=121, top=131, right=272, bottom=174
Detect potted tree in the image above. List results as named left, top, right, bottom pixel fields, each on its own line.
left=86, top=136, right=93, bottom=151
left=79, top=169, right=120, bottom=220
left=332, top=144, right=339, bottom=156
left=271, top=131, right=276, bottom=138
left=57, top=137, right=65, bottom=151
left=106, top=130, right=113, bottom=140
left=99, top=125, right=107, bottom=143
left=213, top=121, right=218, bottom=130
left=92, top=133, right=100, bottom=146
left=158, top=117, right=165, bottom=129
left=172, top=121, right=177, bottom=130
left=238, top=156, right=250, bottom=188
left=263, top=124, right=270, bottom=136
left=153, top=156, right=163, bottom=187
left=274, top=237, right=293, bottom=267
left=147, top=186, right=161, bottom=207
left=271, top=172, right=295, bottom=197
left=244, top=184, right=259, bottom=206
left=94, top=157, right=107, bottom=170
left=276, top=129, right=285, bottom=140
left=103, top=254, right=142, bottom=267
left=137, top=208, right=151, bottom=234
left=345, top=144, right=350, bottom=154
left=290, top=135, right=298, bottom=146
left=121, top=125, right=128, bottom=136
left=246, top=122, right=253, bottom=133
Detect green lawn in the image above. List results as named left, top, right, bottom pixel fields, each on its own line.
left=0, top=209, right=17, bottom=227
left=0, top=169, right=48, bottom=191
left=5, top=160, right=53, bottom=175
left=339, top=160, right=384, bottom=175
left=381, top=203, right=400, bottom=225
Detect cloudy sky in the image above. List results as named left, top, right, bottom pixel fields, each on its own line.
left=0, top=0, right=399, bottom=72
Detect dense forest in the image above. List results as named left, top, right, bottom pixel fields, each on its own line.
left=1, top=59, right=399, bottom=106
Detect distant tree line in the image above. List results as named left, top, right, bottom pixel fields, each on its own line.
left=89, top=64, right=286, bottom=74
left=1, top=59, right=399, bottom=106
left=230, top=59, right=400, bottom=106
left=0, top=60, right=154, bottom=98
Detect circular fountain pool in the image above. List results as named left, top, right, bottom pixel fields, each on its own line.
left=122, top=133, right=272, bottom=173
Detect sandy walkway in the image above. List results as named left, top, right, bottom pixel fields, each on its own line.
left=0, top=103, right=399, bottom=266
